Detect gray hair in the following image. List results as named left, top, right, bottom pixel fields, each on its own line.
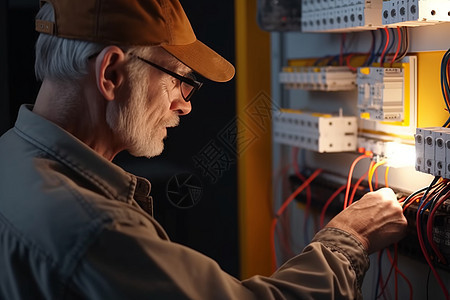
left=34, top=3, right=156, bottom=82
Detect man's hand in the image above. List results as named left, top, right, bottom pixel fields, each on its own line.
left=325, top=187, right=407, bottom=254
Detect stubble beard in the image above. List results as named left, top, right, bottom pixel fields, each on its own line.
left=106, top=76, right=179, bottom=159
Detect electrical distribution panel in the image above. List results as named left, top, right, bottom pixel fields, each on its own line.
left=273, top=110, right=358, bottom=152
left=357, top=66, right=404, bottom=121
left=279, top=66, right=356, bottom=91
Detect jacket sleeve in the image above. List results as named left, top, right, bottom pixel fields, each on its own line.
left=68, top=222, right=369, bottom=300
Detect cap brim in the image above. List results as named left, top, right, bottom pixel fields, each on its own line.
left=161, top=40, right=235, bottom=82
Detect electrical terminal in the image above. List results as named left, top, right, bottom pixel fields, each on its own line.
left=273, top=109, right=357, bottom=152
left=358, top=136, right=415, bottom=167
left=415, top=127, right=450, bottom=178
left=382, top=0, right=450, bottom=26
left=301, top=0, right=383, bottom=31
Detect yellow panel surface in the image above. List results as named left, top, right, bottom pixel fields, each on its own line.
left=417, top=51, right=449, bottom=127
left=235, top=0, right=272, bottom=278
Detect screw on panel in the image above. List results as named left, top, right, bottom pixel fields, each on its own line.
left=426, top=136, right=433, bottom=145
left=437, top=138, right=444, bottom=148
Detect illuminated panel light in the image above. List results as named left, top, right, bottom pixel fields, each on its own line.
left=384, top=141, right=416, bottom=168
left=357, top=137, right=415, bottom=167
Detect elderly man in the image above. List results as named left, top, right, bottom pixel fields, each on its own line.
left=0, top=0, right=407, bottom=299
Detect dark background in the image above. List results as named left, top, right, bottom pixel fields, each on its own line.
left=1, top=0, right=239, bottom=277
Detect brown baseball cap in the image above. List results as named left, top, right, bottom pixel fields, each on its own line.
left=35, top=0, right=235, bottom=82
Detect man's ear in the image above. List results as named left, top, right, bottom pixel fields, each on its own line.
left=95, top=46, right=126, bottom=101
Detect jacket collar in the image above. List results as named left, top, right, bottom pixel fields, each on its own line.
left=14, top=104, right=152, bottom=208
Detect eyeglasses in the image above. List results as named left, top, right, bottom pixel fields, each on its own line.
left=132, top=54, right=203, bottom=102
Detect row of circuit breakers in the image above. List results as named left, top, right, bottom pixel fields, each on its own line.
left=278, top=65, right=404, bottom=121
left=302, top=0, right=450, bottom=31
left=274, top=64, right=413, bottom=168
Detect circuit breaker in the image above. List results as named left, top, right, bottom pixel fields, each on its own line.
left=382, top=0, right=450, bottom=25
left=279, top=66, right=356, bottom=91
left=273, top=110, right=357, bottom=152
left=357, top=66, right=404, bottom=121
left=415, top=127, right=450, bottom=178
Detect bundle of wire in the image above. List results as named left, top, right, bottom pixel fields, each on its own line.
left=311, top=27, right=409, bottom=72
left=396, top=48, right=450, bottom=299
left=401, top=178, right=450, bottom=299
left=365, top=27, right=409, bottom=67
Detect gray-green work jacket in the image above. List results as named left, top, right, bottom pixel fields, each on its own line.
left=0, top=105, right=369, bottom=299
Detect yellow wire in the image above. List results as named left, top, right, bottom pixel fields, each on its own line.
left=368, top=160, right=386, bottom=192
left=385, top=166, right=390, bottom=188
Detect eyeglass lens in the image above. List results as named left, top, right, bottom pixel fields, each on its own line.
left=181, top=74, right=196, bottom=100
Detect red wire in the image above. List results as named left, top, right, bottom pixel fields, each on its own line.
left=343, top=153, right=372, bottom=209
left=374, top=166, right=379, bottom=189
left=386, top=246, right=414, bottom=300
left=380, top=27, right=390, bottom=66
left=271, top=169, right=323, bottom=272
left=348, top=170, right=368, bottom=206
left=291, top=148, right=313, bottom=232
left=426, top=189, right=450, bottom=264
left=390, top=26, right=402, bottom=66
left=416, top=194, right=450, bottom=299
left=319, top=184, right=346, bottom=228
left=346, top=53, right=357, bottom=72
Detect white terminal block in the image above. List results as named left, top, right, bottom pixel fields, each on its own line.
left=279, top=66, right=356, bottom=91
left=445, top=130, right=450, bottom=179
left=382, top=0, right=450, bottom=25
left=273, top=110, right=357, bottom=153
left=415, top=128, right=425, bottom=172
left=415, top=127, right=450, bottom=178
left=423, top=128, right=436, bottom=175
left=302, top=0, right=383, bottom=32
left=433, top=129, right=447, bottom=177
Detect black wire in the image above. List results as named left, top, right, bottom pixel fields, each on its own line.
left=396, top=27, right=409, bottom=62
left=440, top=48, right=450, bottom=127
left=375, top=29, right=386, bottom=64
left=402, top=185, right=429, bottom=208
left=429, top=180, right=450, bottom=212
left=426, top=267, right=431, bottom=300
